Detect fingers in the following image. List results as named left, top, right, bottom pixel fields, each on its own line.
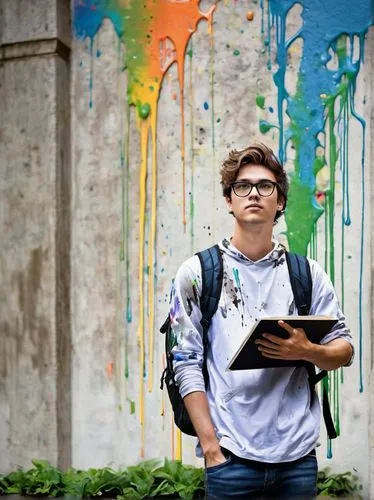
left=256, top=334, right=282, bottom=346
left=255, top=339, right=280, bottom=349
left=278, top=320, right=295, bottom=334
left=256, top=342, right=281, bottom=357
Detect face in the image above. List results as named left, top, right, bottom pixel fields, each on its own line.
left=226, top=164, right=284, bottom=226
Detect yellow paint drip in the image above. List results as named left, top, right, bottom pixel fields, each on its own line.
left=171, top=414, right=175, bottom=458
left=147, top=117, right=158, bottom=392
left=176, top=428, right=182, bottom=461
left=137, top=117, right=149, bottom=458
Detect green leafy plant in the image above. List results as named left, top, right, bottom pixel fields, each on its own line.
left=0, top=459, right=362, bottom=499
left=152, top=459, right=204, bottom=500
left=317, top=467, right=362, bottom=498
left=0, top=459, right=64, bottom=497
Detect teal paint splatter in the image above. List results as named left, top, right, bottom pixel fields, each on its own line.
left=233, top=268, right=240, bottom=289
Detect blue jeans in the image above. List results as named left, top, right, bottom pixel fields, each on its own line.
left=205, top=449, right=317, bottom=499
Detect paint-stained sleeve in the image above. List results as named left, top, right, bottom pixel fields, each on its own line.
left=169, top=256, right=205, bottom=399
left=308, top=259, right=354, bottom=366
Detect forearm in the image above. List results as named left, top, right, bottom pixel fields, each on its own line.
left=305, top=339, right=353, bottom=371
left=183, top=391, right=220, bottom=455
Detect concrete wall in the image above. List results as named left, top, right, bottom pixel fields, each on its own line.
left=1, top=0, right=374, bottom=496
left=0, top=0, right=71, bottom=470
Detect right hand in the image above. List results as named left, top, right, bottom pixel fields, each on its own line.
left=204, top=446, right=228, bottom=468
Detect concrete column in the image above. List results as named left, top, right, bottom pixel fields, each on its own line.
left=0, top=0, right=71, bottom=471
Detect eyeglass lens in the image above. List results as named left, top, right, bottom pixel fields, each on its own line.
left=232, top=181, right=276, bottom=197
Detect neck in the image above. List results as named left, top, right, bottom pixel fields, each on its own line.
left=230, top=223, right=274, bottom=261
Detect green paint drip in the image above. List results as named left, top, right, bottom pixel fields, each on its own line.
left=256, top=94, right=266, bottom=109
left=334, top=369, right=340, bottom=435
left=124, top=104, right=132, bottom=379
left=137, top=101, right=151, bottom=119
left=327, top=102, right=337, bottom=285
left=259, top=119, right=277, bottom=134
left=127, top=398, right=136, bottom=415
left=188, top=38, right=195, bottom=253
left=323, top=376, right=333, bottom=459
left=286, top=176, right=323, bottom=255
left=233, top=49, right=240, bottom=56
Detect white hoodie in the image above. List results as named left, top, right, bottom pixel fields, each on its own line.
left=170, top=238, right=353, bottom=463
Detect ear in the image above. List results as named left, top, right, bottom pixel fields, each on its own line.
left=277, top=194, right=285, bottom=212
left=225, top=195, right=233, bottom=213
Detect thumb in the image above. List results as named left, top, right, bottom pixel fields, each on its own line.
left=278, top=320, right=295, bottom=335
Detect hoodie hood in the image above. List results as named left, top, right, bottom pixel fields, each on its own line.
left=219, top=237, right=286, bottom=265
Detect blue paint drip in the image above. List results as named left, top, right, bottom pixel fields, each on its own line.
left=204, top=101, right=209, bottom=110
left=89, top=38, right=94, bottom=108
left=350, top=100, right=366, bottom=394
left=73, top=0, right=124, bottom=40
left=233, top=268, right=240, bottom=289
left=267, top=0, right=372, bottom=186
left=73, top=0, right=125, bottom=108
left=127, top=297, right=132, bottom=323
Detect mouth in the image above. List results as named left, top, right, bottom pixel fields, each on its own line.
left=246, top=204, right=263, bottom=209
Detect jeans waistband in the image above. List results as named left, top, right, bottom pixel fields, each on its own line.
left=221, top=447, right=316, bottom=465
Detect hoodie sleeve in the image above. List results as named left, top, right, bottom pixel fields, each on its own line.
left=308, top=259, right=354, bottom=366
left=169, top=256, right=206, bottom=399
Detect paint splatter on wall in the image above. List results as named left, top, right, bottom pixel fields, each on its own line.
left=256, top=0, right=372, bottom=457
left=74, top=0, right=216, bottom=459
left=73, top=0, right=373, bottom=461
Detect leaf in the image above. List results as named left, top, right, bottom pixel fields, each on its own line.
left=120, top=486, right=144, bottom=499
left=149, top=478, right=175, bottom=497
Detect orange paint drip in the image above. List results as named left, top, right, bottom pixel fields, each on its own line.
left=156, top=1, right=216, bottom=228
left=126, top=1, right=216, bottom=457
left=181, top=90, right=187, bottom=229
left=106, top=362, right=114, bottom=379
left=129, top=1, right=216, bottom=227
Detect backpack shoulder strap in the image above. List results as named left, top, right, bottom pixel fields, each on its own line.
left=195, top=244, right=224, bottom=387
left=196, top=244, right=224, bottom=330
left=286, top=252, right=337, bottom=439
left=285, top=252, right=312, bottom=316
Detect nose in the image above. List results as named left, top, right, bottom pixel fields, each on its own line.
left=248, top=188, right=260, bottom=200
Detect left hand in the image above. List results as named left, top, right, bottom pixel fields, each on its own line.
left=255, top=320, right=314, bottom=361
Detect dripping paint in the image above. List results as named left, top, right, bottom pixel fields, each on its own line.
left=74, top=0, right=216, bottom=460
left=258, top=0, right=373, bottom=457
left=73, top=0, right=373, bottom=464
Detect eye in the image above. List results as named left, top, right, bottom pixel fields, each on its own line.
left=235, top=182, right=251, bottom=192
left=259, top=181, right=273, bottom=189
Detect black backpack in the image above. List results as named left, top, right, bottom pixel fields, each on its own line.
left=160, top=245, right=337, bottom=439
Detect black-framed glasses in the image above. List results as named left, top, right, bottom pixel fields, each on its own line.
left=230, top=180, right=278, bottom=198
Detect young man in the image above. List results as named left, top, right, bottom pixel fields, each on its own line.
left=169, top=144, right=353, bottom=499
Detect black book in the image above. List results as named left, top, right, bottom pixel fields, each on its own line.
left=227, top=316, right=338, bottom=371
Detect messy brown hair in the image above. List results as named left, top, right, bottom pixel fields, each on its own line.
left=220, top=143, right=288, bottom=221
